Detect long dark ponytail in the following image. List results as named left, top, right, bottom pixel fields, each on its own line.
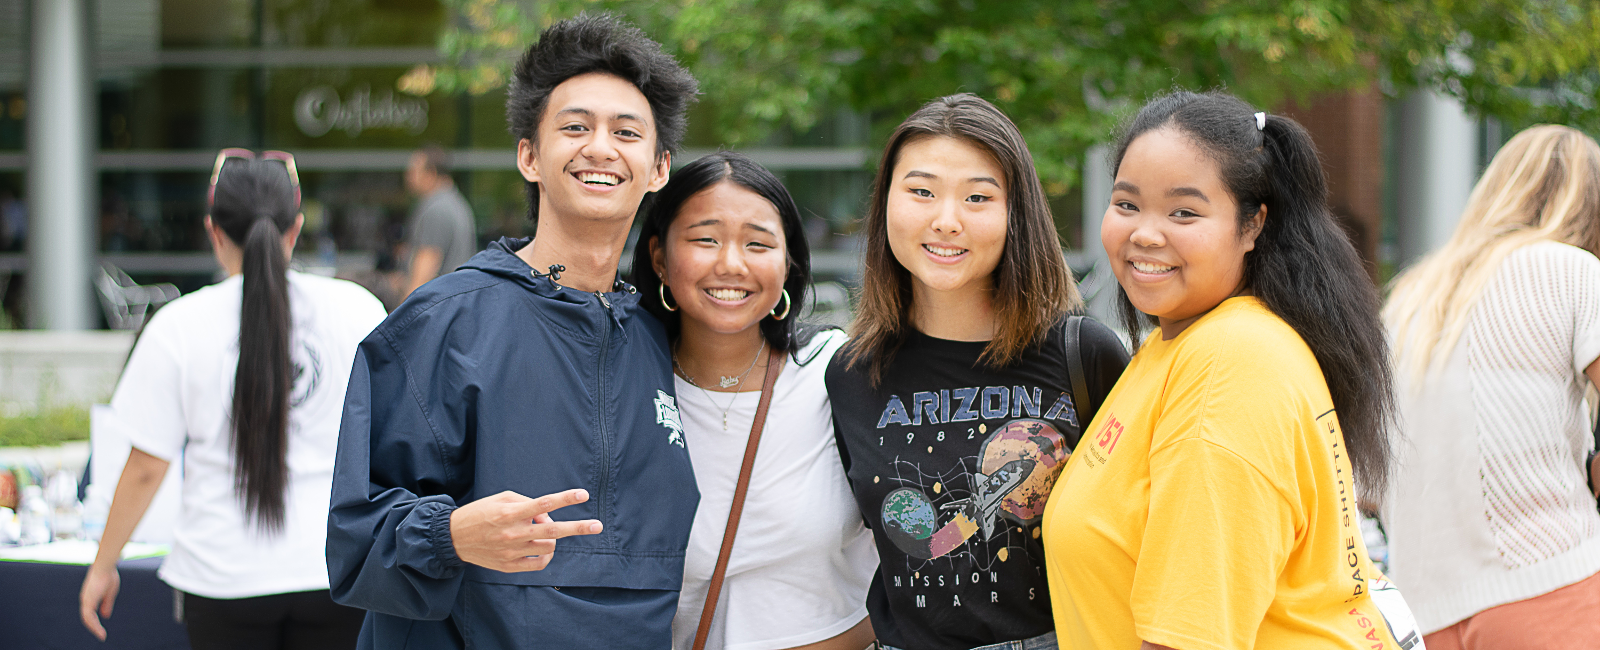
left=209, top=157, right=298, bottom=531
left=1111, top=91, right=1396, bottom=498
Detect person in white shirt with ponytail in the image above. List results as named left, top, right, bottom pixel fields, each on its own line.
left=1384, top=125, right=1600, bottom=649
left=79, top=150, right=386, bottom=650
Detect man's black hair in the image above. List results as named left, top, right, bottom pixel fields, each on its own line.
left=506, top=13, right=699, bottom=223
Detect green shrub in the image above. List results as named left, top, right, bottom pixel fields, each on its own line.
left=0, top=406, right=92, bottom=448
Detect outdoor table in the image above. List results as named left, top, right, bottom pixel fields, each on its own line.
left=0, top=550, right=189, bottom=649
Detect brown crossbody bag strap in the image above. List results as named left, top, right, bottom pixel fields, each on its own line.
left=692, top=349, right=784, bottom=650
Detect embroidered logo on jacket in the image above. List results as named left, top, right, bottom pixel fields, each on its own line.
left=655, top=390, right=685, bottom=447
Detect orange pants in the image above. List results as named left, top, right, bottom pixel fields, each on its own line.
left=1425, top=569, right=1600, bottom=650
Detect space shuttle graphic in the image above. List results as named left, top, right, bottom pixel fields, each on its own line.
left=942, top=458, right=1034, bottom=540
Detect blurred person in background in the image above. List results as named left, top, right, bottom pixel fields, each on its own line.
left=0, top=185, right=24, bottom=251
left=828, top=94, right=1129, bottom=650
left=78, top=149, right=387, bottom=649
left=398, top=144, right=475, bottom=299
left=326, top=14, right=702, bottom=649
left=632, top=152, right=878, bottom=650
left=1382, top=125, right=1600, bottom=649
left=1044, top=91, right=1420, bottom=649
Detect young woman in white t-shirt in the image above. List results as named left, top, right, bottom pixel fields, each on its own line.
left=78, top=151, right=388, bottom=649
left=630, top=151, right=878, bottom=650
left=1383, top=125, right=1600, bottom=648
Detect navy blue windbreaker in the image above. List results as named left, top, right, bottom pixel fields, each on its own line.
left=327, top=237, right=699, bottom=649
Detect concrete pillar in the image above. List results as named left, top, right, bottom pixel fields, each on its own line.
left=1079, top=144, right=1120, bottom=328
left=27, top=0, right=96, bottom=330
left=1396, top=89, right=1479, bottom=268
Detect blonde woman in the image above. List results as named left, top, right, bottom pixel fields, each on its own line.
left=1383, top=125, right=1600, bottom=649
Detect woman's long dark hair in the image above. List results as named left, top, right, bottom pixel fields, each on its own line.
left=1111, top=90, right=1396, bottom=498
left=845, top=94, right=1080, bottom=386
left=209, top=157, right=298, bottom=532
left=631, top=151, right=816, bottom=354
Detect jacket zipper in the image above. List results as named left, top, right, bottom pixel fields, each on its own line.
left=595, top=291, right=612, bottom=542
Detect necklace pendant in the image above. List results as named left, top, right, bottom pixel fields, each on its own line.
left=718, top=376, right=740, bottom=388
left=722, top=413, right=729, bottom=431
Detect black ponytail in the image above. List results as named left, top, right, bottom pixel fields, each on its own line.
left=210, top=158, right=298, bottom=531
left=1111, top=91, right=1396, bottom=499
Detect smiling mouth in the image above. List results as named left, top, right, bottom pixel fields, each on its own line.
left=923, top=244, right=967, bottom=258
left=1130, top=260, right=1177, bottom=274
left=575, top=171, right=622, bottom=187
left=705, top=288, right=750, bottom=301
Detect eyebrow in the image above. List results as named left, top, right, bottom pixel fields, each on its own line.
left=1166, top=186, right=1210, bottom=202
left=904, top=170, right=1002, bottom=188
left=1113, top=181, right=1139, bottom=195
left=685, top=219, right=776, bottom=235
left=553, top=107, right=647, bottom=123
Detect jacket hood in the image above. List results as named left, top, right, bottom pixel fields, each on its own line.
left=457, top=236, right=645, bottom=320
left=457, top=237, right=542, bottom=284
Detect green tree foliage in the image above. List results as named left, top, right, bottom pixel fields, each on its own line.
left=403, top=0, right=1600, bottom=196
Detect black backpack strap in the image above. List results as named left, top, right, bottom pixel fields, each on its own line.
left=1064, top=314, right=1092, bottom=448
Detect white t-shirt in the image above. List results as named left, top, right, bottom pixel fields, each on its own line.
left=111, top=271, right=386, bottom=599
left=672, top=330, right=878, bottom=650
left=1383, top=241, right=1600, bottom=632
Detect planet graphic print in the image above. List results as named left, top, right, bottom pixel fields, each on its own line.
left=877, top=418, right=1070, bottom=559
left=978, top=418, right=1069, bottom=524
left=882, top=487, right=940, bottom=559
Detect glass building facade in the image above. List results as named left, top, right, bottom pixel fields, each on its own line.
left=0, top=0, right=875, bottom=326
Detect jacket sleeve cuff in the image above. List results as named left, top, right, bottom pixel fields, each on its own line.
left=421, top=501, right=463, bottom=570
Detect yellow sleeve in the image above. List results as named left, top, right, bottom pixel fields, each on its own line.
left=1131, top=438, right=1296, bottom=650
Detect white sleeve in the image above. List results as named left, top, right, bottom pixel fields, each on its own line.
left=109, top=316, right=188, bottom=462
left=1562, top=246, right=1600, bottom=377
left=341, top=280, right=388, bottom=342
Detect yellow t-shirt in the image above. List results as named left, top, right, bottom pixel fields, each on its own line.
left=1042, top=297, right=1407, bottom=650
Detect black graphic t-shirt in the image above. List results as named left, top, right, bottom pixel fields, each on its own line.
left=826, top=317, right=1128, bottom=650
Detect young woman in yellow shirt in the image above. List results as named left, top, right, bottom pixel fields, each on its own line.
left=1042, top=91, right=1424, bottom=650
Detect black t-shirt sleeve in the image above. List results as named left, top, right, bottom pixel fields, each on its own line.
left=1074, top=316, right=1130, bottom=427
left=824, top=355, right=857, bottom=477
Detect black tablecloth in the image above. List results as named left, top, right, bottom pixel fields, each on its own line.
left=0, top=555, right=190, bottom=650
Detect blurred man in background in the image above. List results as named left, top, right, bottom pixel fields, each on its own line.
left=399, top=144, right=474, bottom=298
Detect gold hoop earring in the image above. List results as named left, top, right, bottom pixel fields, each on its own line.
left=659, top=284, right=678, bottom=312
left=770, top=289, right=791, bottom=320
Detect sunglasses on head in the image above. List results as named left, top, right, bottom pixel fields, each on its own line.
left=208, top=148, right=301, bottom=208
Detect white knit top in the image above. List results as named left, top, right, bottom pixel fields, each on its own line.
left=1383, top=241, right=1600, bottom=633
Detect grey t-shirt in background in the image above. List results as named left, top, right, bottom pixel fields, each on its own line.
left=406, top=186, right=476, bottom=277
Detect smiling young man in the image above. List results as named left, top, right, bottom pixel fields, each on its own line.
left=326, top=14, right=701, bottom=649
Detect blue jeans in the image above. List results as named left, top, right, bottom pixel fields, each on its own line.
left=880, top=630, right=1057, bottom=650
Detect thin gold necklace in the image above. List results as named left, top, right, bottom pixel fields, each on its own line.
left=674, top=343, right=767, bottom=431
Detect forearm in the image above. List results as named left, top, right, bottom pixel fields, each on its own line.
left=1590, top=452, right=1600, bottom=499
left=1585, top=358, right=1600, bottom=498
left=91, top=448, right=169, bottom=570
left=405, top=246, right=443, bottom=297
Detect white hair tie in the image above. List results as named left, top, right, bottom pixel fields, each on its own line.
left=1254, top=112, right=1267, bottom=131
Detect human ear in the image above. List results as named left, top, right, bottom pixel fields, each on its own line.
left=516, top=138, right=540, bottom=184
left=282, top=213, right=305, bottom=255
left=204, top=216, right=225, bottom=250
left=649, top=235, right=668, bottom=280
left=1242, top=204, right=1267, bottom=252
left=646, top=151, right=672, bottom=193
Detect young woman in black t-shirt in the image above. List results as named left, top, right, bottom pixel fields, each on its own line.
left=826, top=94, right=1128, bottom=650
